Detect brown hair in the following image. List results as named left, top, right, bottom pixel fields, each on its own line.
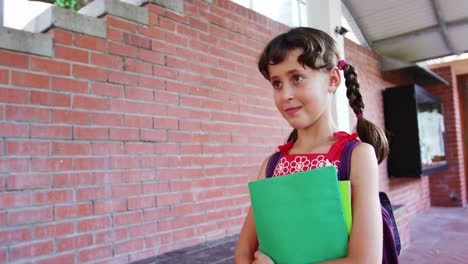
left=258, top=27, right=389, bottom=163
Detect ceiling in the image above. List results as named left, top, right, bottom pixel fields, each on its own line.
left=342, top=0, right=468, bottom=63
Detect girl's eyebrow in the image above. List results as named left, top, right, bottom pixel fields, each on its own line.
left=270, top=69, right=303, bottom=80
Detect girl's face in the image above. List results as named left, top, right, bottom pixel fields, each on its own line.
left=268, top=49, right=338, bottom=130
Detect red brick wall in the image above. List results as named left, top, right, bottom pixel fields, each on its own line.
left=426, top=67, right=467, bottom=207
left=344, top=39, right=431, bottom=249
left=0, top=1, right=290, bottom=263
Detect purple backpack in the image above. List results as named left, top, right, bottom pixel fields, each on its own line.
left=265, top=141, right=401, bottom=264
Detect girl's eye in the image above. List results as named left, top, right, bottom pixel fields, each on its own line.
left=271, top=80, right=282, bottom=89
left=292, top=75, right=303, bottom=83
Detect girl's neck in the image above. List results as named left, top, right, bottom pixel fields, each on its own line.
left=292, top=118, right=338, bottom=154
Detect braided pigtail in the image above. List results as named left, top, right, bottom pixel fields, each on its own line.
left=341, top=62, right=389, bottom=163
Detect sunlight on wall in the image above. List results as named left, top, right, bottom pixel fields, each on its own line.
left=4, top=0, right=51, bottom=30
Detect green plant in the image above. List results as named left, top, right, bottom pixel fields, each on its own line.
left=54, top=0, right=78, bottom=11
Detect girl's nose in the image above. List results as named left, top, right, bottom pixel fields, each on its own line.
left=281, top=85, right=294, bottom=101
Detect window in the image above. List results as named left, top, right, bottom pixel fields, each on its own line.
left=231, top=0, right=307, bottom=27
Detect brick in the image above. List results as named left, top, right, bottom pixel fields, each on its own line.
left=153, top=65, right=178, bottom=79
left=109, top=128, right=139, bottom=141
left=91, top=53, right=123, bottom=70
left=10, top=240, right=54, bottom=259
left=78, top=245, right=112, bottom=262
left=0, top=69, right=9, bottom=84
left=157, top=192, right=181, bottom=206
left=34, top=221, right=74, bottom=239
left=55, top=45, right=89, bottom=63
left=32, top=157, right=73, bottom=172
left=77, top=216, right=111, bottom=232
left=57, top=234, right=93, bottom=252
left=74, top=127, right=108, bottom=140
left=8, top=207, right=53, bottom=225
left=96, top=228, right=128, bottom=243
left=53, top=142, right=89, bottom=156
left=143, top=181, right=170, bottom=194
left=107, top=28, right=122, bottom=41
left=151, top=39, right=177, bottom=54
left=31, top=57, right=70, bottom=75
left=55, top=203, right=93, bottom=219
left=6, top=140, right=50, bottom=155
left=108, top=42, right=138, bottom=58
left=54, top=172, right=92, bottom=187
left=127, top=195, right=156, bottom=210
left=111, top=183, right=141, bottom=197
left=49, top=28, right=73, bottom=44
left=0, top=50, right=29, bottom=68
left=93, top=171, right=126, bottom=185
left=36, top=253, right=75, bottom=264
left=52, top=109, right=89, bottom=125
left=91, top=82, right=124, bottom=97
left=115, top=238, right=144, bottom=254
left=0, top=87, right=23, bottom=104
left=125, top=142, right=154, bottom=154
left=107, top=16, right=137, bottom=32
left=154, top=117, right=178, bottom=129
left=125, top=87, right=153, bottom=101
left=0, top=192, right=31, bottom=208
left=124, top=115, right=153, bottom=128
left=145, top=232, right=171, bottom=247
left=6, top=105, right=49, bottom=122
left=75, top=34, right=106, bottom=52
left=90, top=112, right=123, bottom=126
left=138, top=25, right=164, bottom=39
left=0, top=228, right=31, bottom=245
left=129, top=222, right=158, bottom=237
left=31, top=125, right=72, bottom=139
left=108, top=71, right=139, bottom=85
left=94, top=199, right=126, bottom=214
left=52, top=77, right=88, bottom=93
left=113, top=211, right=142, bottom=226
left=140, top=129, right=167, bottom=142
left=76, top=187, right=111, bottom=201
left=0, top=158, right=30, bottom=173
left=143, top=207, right=171, bottom=222
left=7, top=174, right=51, bottom=190
left=91, top=142, right=124, bottom=155
left=31, top=90, right=71, bottom=107
left=74, top=157, right=108, bottom=170
left=159, top=17, right=176, bottom=31
left=123, top=32, right=151, bottom=50
left=138, top=49, right=165, bottom=65
left=73, top=95, right=108, bottom=110
left=139, top=75, right=165, bottom=89
left=34, top=189, right=73, bottom=204
left=109, top=99, right=141, bottom=113
left=124, top=59, right=152, bottom=75
left=12, top=71, right=49, bottom=89
left=73, top=65, right=107, bottom=81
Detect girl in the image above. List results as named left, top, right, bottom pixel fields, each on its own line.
left=234, top=27, right=389, bottom=264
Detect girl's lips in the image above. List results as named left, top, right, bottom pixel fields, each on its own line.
left=284, top=106, right=302, bottom=115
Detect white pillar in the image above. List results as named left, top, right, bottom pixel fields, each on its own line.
left=306, top=0, right=351, bottom=133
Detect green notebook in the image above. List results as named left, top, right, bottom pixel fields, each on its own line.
left=338, top=180, right=352, bottom=235
left=248, top=166, right=349, bottom=264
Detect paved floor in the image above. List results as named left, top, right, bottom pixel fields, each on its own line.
left=399, top=207, right=468, bottom=264
left=134, top=206, right=468, bottom=264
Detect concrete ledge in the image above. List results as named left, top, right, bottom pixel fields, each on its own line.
left=149, top=0, right=184, bottom=14
left=24, top=6, right=106, bottom=38
left=0, top=27, right=53, bottom=57
left=79, top=0, right=149, bottom=25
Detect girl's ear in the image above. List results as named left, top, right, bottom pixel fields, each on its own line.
left=328, top=67, right=341, bottom=93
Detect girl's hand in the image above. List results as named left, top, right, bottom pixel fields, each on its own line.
left=252, top=251, right=274, bottom=264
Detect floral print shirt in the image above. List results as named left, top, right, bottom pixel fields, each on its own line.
left=273, top=132, right=358, bottom=177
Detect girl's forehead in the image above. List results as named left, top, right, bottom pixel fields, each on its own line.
left=268, top=50, right=307, bottom=77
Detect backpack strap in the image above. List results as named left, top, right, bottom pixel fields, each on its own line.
left=265, top=151, right=282, bottom=178
left=337, top=140, right=360, bottom=181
